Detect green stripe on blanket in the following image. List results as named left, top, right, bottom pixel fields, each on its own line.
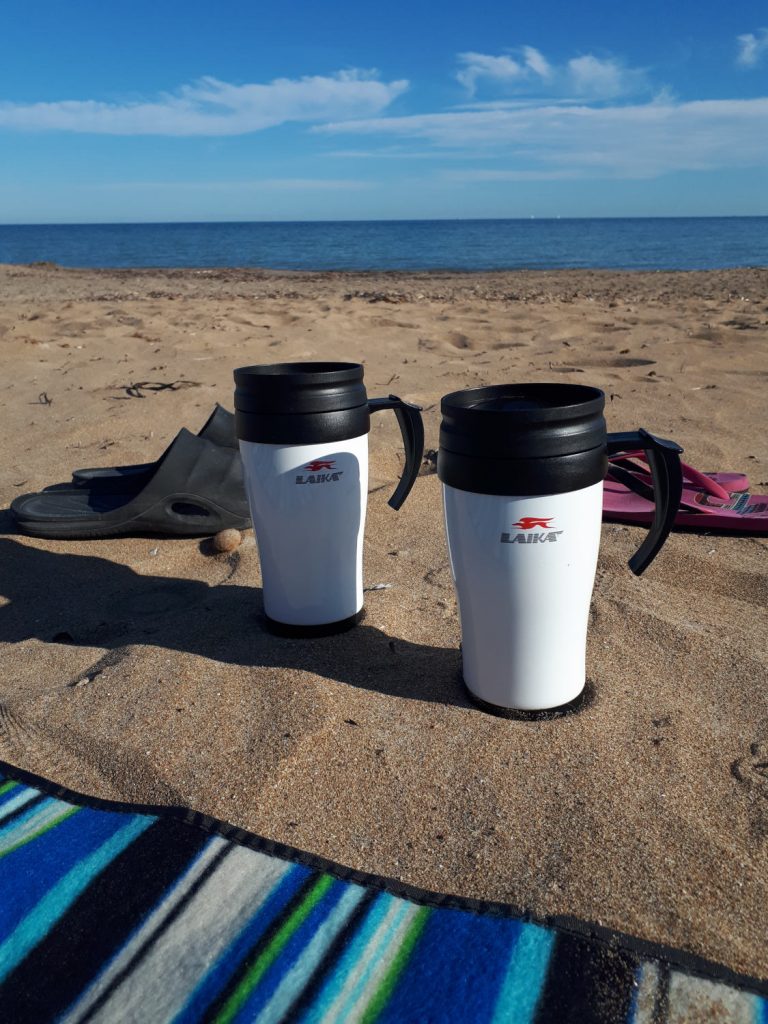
left=0, top=762, right=765, bottom=1024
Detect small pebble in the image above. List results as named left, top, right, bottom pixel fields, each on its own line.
left=212, top=528, right=242, bottom=553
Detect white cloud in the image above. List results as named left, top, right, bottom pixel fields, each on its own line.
left=0, top=70, right=408, bottom=135
left=523, top=46, right=553, bottom=79
left=456, top=53, right=526, bottom=95
left=451, top=98, right=581, bottom=111
left=317, top=97, right=768, bottom=178
left=737, top=28, right=768, bottom=67
left=566, top=55, right=644, bottom=99
left=442, top=169, right=583, bottom=181
left=323, top=147, right=454, bottom=159
left=96, top=178, right=371, bottom=191
left=455, top=46, right=647, bottom=100
left=456, top=49, right=554, bottom=95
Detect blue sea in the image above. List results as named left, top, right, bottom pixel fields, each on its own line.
left=0, top=218, right=766, bottom=272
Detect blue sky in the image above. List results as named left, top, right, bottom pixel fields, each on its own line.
left=1, top=0, right=767, bottom=222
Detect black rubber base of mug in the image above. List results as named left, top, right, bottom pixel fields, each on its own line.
left=264, top=609, right=365, bottom=638
left=462, top=676, right=595, bottom=720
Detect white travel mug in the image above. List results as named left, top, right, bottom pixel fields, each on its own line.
left=438, top=384, right=683, bottom=713
left=234, top=362, right=424, bottom=636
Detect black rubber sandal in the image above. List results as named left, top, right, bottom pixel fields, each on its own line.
left=11, top=429, right=251, bottom=539
left=70, top=405, right=236, bottom=489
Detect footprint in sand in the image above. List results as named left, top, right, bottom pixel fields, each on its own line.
left=104, top=311, right=144, bottom=329
left=370, top=317, right=417, bottom=329
left=423, top=564, right=453, bottom=591
left=447, top=331, right=473, bottom=349
left=732, top=742, right=768, bottom=797
left=690, top=326, right=731, bottom=344
left=0, top=701, right=39, bottom=755
left=582, top=356, right=657, bottom=368
left=732, top=742, right=768, bottom=840
left=270, top=312, right=303, bottom=327
left=721, top=319, right=761, bottom=330
left=226, top=315, right=262, bottom=327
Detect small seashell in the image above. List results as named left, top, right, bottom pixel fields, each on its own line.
left=212, top=528, right=242, bottom=553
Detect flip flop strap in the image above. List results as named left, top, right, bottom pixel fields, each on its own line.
left=607, top=471, right=738, bottom=518
left=608, top=451, right=731, bottom=501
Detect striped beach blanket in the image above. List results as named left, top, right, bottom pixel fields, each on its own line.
left=1, top=762, right=766, bottom=1024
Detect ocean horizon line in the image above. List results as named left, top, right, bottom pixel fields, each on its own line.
left=2, top=214, right=768, bottom=229
left=2, top=218, right=767, bottom=273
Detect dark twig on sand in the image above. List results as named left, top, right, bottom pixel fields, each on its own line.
left=110, top=380, right=202, bottom=399
left=420, top=449, right=438, bottom=475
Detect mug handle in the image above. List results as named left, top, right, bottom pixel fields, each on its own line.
left=368, top=395, right=425, bottom=510
left=606, top=429, right=684, bottom=576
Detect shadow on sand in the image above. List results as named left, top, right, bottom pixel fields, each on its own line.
left=0, top=531, right=467, bottom=710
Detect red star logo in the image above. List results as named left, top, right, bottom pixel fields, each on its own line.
left=512, top=517, right=554, bottom=530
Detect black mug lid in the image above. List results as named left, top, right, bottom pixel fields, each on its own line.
left=234, top=362, right=368, bottom=415
left=440, top=383, right=606, bottom=459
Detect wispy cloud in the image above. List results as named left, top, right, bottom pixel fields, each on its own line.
left=0, top=70, right=408, bottom=135
left=96, top=178, right=372, bottom=191
left=451, top=98, right=582, bottom=111
left=317, top=97, right=768, bottom=178
left=323, top=147, right=455, bottom=159
left=565, top=55, right=645, bottom=99
left=455, top=46, right=647, bottom=100
left=442, top=169, right=583, bottom=181
left=522, top=46, right=553, bottom=80
left=737, top=28, right=768, bottom=67
left=456, top=52, right=528, bottom=95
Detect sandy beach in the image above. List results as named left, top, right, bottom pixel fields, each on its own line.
left=1, top=261, right=766, bottom=980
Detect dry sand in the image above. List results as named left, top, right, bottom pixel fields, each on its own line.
left=1, top=262, right=767, bottom=979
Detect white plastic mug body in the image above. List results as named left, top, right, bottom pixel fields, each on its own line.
left=239, top=435, right=368, bottom=626
left=442, top=482, right=603, bottom=710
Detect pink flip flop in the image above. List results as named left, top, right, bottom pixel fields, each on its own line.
left=608, top=451, right=749, bottom=497
left=603, top=474, right=768, bottom=533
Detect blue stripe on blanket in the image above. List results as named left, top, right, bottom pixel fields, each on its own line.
left=236, top=880, right=368, bottom=1024
left=172, top=863, right=314, bottom=1024
left=0, top=815, right=152, bottom=984
left=377, top=906, right=524, bottom=1023
left=0, top=805, right=138, bottom=933
left=0, top=766, right=765, bottom=1024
